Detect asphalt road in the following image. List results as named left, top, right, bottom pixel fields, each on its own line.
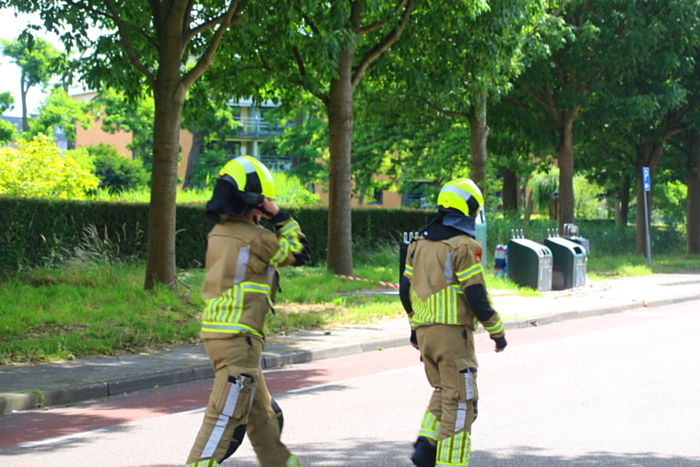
left=1, top=300, right=699, bottom=466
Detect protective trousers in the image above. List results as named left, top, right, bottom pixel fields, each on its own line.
left=415, top=324, right=478, bottom=467
left=186, top=335, right=302, bottom=467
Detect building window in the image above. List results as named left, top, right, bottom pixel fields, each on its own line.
left=368, top=189, right=383, bottom=205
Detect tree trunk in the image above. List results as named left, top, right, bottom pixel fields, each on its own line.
left=634, top=140, right=663, bottom=254
left=20, top=72, right=28, bottom=132
left=290, top=112, right=305, bottom=169
left=500, top=167, right=518, bottom=214
left=144, top=67, right=186, bottom=290
left=182, top=129, right=206, bottom=190
left=556, top=113, right=576, bottom=230
left=325, top=47, right=354, bottom=275
left=467, top=95, right=489, bottom=192
left=523, top=188, right=534, bottom=223
left=616, top=176, right=632, bottom=226
left=686, top=128, right=700, bottom=255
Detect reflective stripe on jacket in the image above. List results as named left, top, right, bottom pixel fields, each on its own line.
left=404, top=234, right=503, bottom=337
left=200, top=216, right=306, bottom=338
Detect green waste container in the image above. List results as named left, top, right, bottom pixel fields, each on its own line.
left=544, top=236, right=587, bottom=290
left=507, top=238, right=553, bottom=291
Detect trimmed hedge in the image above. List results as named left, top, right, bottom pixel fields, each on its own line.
left=0, top=197, right=433, bottom=274
left=0, top=197, right=685, bottom=275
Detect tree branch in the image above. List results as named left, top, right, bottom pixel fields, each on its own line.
left=358, top=0, right=408, bottom=36
left=302, top=13, right=321, bottom=36
left=522, top=84, right=560, bottom=122
left=65, top=0, right=159, bottom=50
left=415, top=95, right=468, bottom=118
left=352, top=0, right=416, bottom=88
left=182, top=0, right=243, bottom=89
left=101, top=0, right=156, bottom=88
left=186, top=0, right=241, bottom=42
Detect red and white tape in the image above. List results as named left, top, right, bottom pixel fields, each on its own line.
left=333, top=274, right=399, bottom=289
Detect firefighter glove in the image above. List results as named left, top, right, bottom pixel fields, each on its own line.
left=492, top=336, right=507, bottom=351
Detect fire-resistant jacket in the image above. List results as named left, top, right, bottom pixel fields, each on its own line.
left=200, top=214, right=308, bottom=340
left=403, top=234, right=505, bottom=340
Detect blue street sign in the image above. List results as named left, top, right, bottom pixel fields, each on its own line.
left=642, top=167, right=651, bottom=192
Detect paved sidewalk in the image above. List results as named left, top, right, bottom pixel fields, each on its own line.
left=1, top=273, right=698, bottom=415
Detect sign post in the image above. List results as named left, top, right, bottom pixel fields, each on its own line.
left=642, top=167, right=652, bottom=269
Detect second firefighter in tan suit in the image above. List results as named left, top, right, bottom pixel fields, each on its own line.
left=400, top=178, right=507, bottom=467
left=185, top=156, right=311, bottom=467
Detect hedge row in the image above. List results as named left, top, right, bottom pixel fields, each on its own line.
left=0, top=197, right=433, bottom=273
left=0, top=197, right=685, bottom=275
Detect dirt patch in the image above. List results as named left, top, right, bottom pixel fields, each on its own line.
left=275, top=303, right=345, bottom=314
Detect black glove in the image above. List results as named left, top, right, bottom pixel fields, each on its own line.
left=410, top=329, right=418, bottom=349
left=492, top=336, right=507, bottom=351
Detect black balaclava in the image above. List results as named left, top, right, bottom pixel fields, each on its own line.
left=421, top=208, right=477, bottom=241
left=204, top=175, right=265, bottom=222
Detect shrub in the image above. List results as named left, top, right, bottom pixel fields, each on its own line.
left=0, top=134, right=99, bottom=199
left=87, top=143, right=150, bottom=191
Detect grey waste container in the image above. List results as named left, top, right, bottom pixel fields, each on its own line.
left=561, top=223, right=590, bottom=254
left=544, top=236, right=587, bottom=290
left=507, top=238, right=553, bottom=291
left=475, top=208, right=487, bottom=268
left=563, top=235, right=590, bottom=255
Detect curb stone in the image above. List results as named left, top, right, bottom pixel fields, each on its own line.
left=2, top=292, right=699, bottom=415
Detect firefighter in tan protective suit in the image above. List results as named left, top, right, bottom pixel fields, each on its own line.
left=399, top=178, right=507, bottom=467
left=185, top=156, right=310, bottom=467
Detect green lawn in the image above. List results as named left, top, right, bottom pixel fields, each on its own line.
left=1, top=250, right=695, bottom=365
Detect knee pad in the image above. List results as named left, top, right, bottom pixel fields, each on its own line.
left=271, top=398, right=284, bottom=433
left=411, top=436, right=436, bottom=467
left=222, top=424, right=247, bottom=460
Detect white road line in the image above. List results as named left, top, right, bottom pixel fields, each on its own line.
left=20, top=428, right=110, bottom=448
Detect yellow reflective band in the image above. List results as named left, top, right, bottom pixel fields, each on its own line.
left=404, top=265, right=414, bottom=277
left=484, top=319, right=504, bottom=335
left=278, top=219, right=300, bottom=235
left=202, top=282, right=272, bottom=337
left=185, top=460, right=219, bottom=467
left=270, top=242, right=291, bottom=267
left=201, top=321, right=263, bottom=337
left=286, top=454, right=303, bottom=466
left=418, top=410, right=441, bottom=441
left=456, top=264, right=483, bottom=282
left=409, top=287, right=466, bottom=326
left=437, top=431, right=471, bottom=466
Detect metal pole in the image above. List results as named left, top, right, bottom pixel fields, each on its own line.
left=643, top=188, right=652, bottom=269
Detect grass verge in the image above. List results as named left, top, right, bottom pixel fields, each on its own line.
left=1, top=250, right=695, bottom=365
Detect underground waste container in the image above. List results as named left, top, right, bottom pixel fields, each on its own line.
left=507, top=238, right=553, bottom=291
left=544, top=236, right=587, bottom=290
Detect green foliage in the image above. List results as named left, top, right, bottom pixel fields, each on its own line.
left=0, top=91, right=16, bottom=143
left=86, top=143, right=150, bottom=191
left=1, top=34, right=65, bottom=129
left=528, top=168, right=607, bottom=219
left=0, top=134, right=99, bottom=199
left=260, top=106, right=328, bottom=185
left=0, top=91, right=13, bottom=114
left=95, top=89, right=155, bottom=169
left=23, top=88, right=95, bottom=141
left=653, top=180, right=687, bottom=226
left=528, top=169, right=559, bottom=215
left=0, top=119, right=17, bottom=145
left=272, top=172, right=321, bottom=206
left=187, top=147, right=231, bottom=189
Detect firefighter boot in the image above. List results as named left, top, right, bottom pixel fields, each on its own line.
left=411, top=436, right=436, bottom=467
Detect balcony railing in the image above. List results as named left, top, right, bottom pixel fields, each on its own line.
left=259, top=155, right=292, bottom=172
left=234, top=117, right=291, bottom=138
